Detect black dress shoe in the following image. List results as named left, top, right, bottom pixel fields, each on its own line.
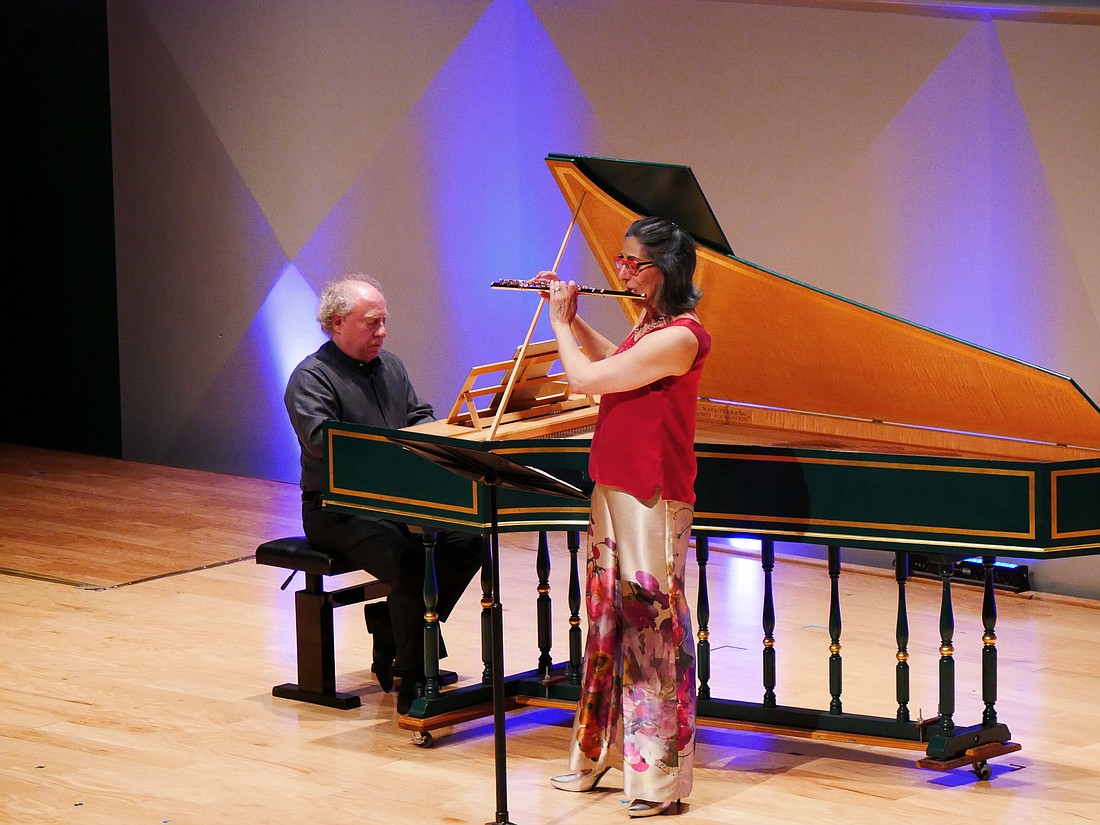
left=396, top=669, right=424, bottom=715
left=363, top=603, right=396, bottom=692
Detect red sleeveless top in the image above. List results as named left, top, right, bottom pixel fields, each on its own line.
left=588, top=317, right=711, bottom=505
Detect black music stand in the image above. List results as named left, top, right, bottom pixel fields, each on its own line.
left=383, top=434, right=590, bottom=825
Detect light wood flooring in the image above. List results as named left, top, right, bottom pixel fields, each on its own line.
left=3, top=448, right=1100, bottom=824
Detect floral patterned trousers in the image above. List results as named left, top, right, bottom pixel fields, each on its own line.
left=565, top=483, right=696, bottom=802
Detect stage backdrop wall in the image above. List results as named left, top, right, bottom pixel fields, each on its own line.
left=106, top=0, right=1100, bottom=598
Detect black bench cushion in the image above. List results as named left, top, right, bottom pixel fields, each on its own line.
left=255, top=536, right=359, bottom=577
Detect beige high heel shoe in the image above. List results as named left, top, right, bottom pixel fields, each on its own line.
left=549, top=766, right=610, bottom=792
left=626, top=799, right=679, bottom=817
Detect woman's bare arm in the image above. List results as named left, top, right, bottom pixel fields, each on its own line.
left=547, top=280, right=698, bottom=396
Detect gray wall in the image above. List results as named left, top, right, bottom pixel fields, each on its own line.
left=106, top=0, right=1100, bottom=598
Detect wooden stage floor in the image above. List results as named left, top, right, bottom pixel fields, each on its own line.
left=3, top=446, right=1100, bottom=824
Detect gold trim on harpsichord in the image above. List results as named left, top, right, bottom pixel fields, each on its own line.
left=691, top=511, right=1035, bottom=541
left=491, top=445, right=593, bottom=458
left=497, top=508, right=589, bottom=517
left=693, top=449, right=1038, bottom=480
left=688, top=524, right=1087, bottom=556
left=326, top=430, right=480, bottom=515
left=693, top=451, right=1037, bottom=540
left=326, top=498, right=590, bottom=532
left=695, top=399, right=1100, bottom=462
left=496, top=510, right=591, bottom=522
left=1050, top=465, right=1100, bottom=540
left=488, top=445, right=592, bottom=518
left=330, top=498, right=493, bottom=530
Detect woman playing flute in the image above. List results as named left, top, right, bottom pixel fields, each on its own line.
left=540, top=216, right=711, bottom=818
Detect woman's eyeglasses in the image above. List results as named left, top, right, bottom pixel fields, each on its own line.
left=613, top=255, right=655, bottom=276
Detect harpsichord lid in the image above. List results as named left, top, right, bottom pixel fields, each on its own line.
left=545, top=152, right=1100, bottom=452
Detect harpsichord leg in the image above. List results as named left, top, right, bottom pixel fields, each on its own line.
left=566, top=530, right=583, bottom=686
left=895, top=551, right=911, bottom=724
left=536, top=531, right=553, bottom=680
left=762, top=539, right=777, bottom=708
left=695, top=534, right=712, bottom=701
left=935, top=556, right=956, bottom=741
left=982, top=557, right=999, bottom=726
left=828, top=545, right=843, bottom=714
left=920, top=555, right=1015, bottom=769
left=480, top=535, right=493, bottom=686
left=422, top=531, right=441, bottom=702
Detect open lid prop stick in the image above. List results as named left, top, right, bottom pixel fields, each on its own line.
left=486, top=192, right=586, bottom=441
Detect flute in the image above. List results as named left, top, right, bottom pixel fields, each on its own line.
left=490, top=278, right=645, bottom=300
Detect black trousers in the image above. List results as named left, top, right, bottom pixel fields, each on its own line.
left=302, top=499, right=483, bottom=673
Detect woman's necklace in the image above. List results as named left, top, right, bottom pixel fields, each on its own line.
left=631, top=311, right=671, bottom=343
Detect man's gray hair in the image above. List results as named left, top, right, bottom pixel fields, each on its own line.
left=317, top=273, right=384, bottom=335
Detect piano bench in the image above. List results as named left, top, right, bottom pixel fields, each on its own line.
left=256, top=536, right=392, bottom=710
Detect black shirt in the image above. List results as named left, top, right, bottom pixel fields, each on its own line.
left=284, top=340, right=435, bottom=493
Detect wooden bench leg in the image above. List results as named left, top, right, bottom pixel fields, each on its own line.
left=265, top=567, right=453, bottom=709
left=272, top=572, right=362, bottom=710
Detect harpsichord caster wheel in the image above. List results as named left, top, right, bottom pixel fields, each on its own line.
left=973, top=761, right=992, bottom=780
left=412, top=731, right=433, bottom=748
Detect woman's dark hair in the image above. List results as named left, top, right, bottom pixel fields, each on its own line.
left=626, top=216, right=701, bottom=316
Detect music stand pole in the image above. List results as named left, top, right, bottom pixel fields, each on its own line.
left=487, top=482, right=513, bottom=825
left=379, top=433, right=590, bottom=825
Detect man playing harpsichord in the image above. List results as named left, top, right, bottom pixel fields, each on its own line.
left=284, top=274, right=483, bottom=715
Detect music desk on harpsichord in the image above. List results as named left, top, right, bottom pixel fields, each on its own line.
left=321, top=153, right=1100, bottom=776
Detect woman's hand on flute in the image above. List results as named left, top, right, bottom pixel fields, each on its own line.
left=545, top=276, right=579, bottom=330
left=530, top=270, right=559, bottom=293
left=529, top=270, right=579, bottom=329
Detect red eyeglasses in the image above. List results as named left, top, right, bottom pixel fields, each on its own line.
left=613, top=255, right=656, bottom=276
